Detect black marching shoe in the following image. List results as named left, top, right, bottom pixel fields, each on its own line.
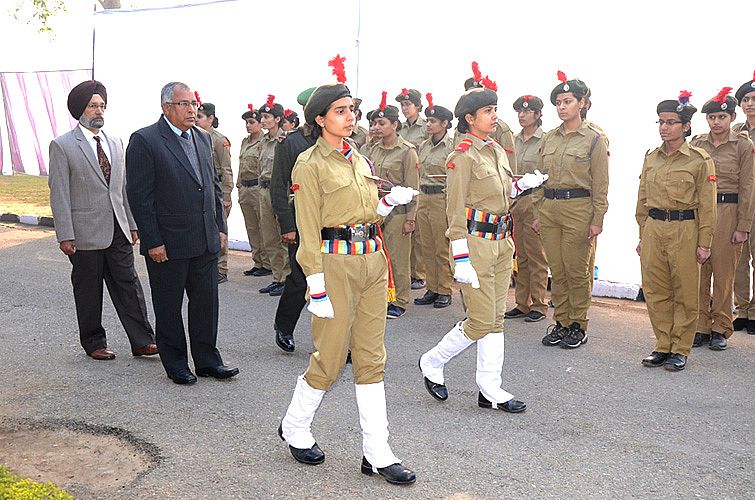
left=709, top=332, right=727, bottom=351
left=542, top=322, right=567, bottom=346
left=419, top=358, right=447, bottom=401
left=361, top=457, right=416, bottom=485
left=268, top=282, right=286, bottom=296
left=664, top=353, right=687, bottom=371
left=732, top=317, right=747, bottom=331
left=433, top=294, right=452, bottom=308
left=278, top=423, right=325, bottom=465
left=252, top=267, right=273, bottom=277
left=504, top=307, right=526, bottom=319
left=524, top=310, right=546, bottom=323
left=411, top=278, right=426, bottom=290
left=414, top=290, right=439, bottom=305
left=196, top=365, right=239, bottom=379
left=275, top=327, right=295, bottom=353
left=167, top=368, right=197, bottom=385
left=259, top=282, right=277, bottom=293
left=477, top=392, right=526, bottom=413
left=641, top=351, right=668, bottom=367
left=692, top=332, right=710, bottom=347
left=243, top=267, right=260, bottom=276
left=560, top=322, right=588, bottom=349
left=747, top=320, right=755, bottom=335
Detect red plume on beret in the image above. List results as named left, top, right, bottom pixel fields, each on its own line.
left=712, top=87, right=733, bottom=104
left=523, top=95, right=533, bottom=102
left=471, top=61, right=482, bottom=83
left=194, top=91, right=202, bottom=106
left=266, top=94, right=276, bottom=108
left=426, top=93, right=434, bottom=110
left=678, top=90, right=692, bottom=105
left=481, top=76, right=498, bottom=92
left=248, top=103, right=255, bottom=112
left=378, top=91, right=387, bottom=111
left=557, top=70, right=568, bottom=83
left=328, top=54, right=347, bottom=84
left=284, top=109, right=294, bottom=118
left=401, top=88, right=409, bottom=97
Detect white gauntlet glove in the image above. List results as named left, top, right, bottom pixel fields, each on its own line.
left=376, top=185, right=419, bottom=216
left=451, top=239, right=480, bottom=289
left=511, top=170, right=549, bottom=198
left=306, top=273, right=334, bottom=318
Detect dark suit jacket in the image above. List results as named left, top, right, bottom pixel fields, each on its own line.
left=126, top=116, right=226, bottom=260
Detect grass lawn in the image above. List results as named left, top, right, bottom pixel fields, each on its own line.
left=0, top=173, right=51, bottom=217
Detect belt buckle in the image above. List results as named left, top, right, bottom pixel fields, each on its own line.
left=350, top=226, right=366, bottom=241
left=664, top=210, right=672, bottom=221
left=564, top=190, right=571, bottom=200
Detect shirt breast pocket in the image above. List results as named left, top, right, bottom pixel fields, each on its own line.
left=322, top=175, right=352, bottom=194
left=565, top=144, right=591, bottom=163
left=471, top=163, right=497, bottom=180
left=667, top=171, right=696, bottom=205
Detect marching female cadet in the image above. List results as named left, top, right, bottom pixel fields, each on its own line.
left=533, top=71, right=609, bottom=349
left=691, top=88, right=755, bottom=351
left=636, top=92, right=716, bottom=371
left=278, top=70, right=416, bottom=484
left=505, top=95, right=549, bottom=323
left=236, top=104, right=272, bottom=277
left=364, top=93, right=420, bottom=319
left=419, top=86, right=546, bottom=413
left=413, top=93, right=454, bottom=309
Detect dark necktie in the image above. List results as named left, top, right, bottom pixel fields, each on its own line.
left=181, top=131, right=190, bottom=140
left=93, top=136, right=111, bottom=185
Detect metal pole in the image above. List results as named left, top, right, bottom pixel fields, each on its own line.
left=91, top=1, right=96, bottom=79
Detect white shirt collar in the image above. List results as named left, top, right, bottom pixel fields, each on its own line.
left=163, top=115, right=190, bottom=137
left=78, top=123, right=103, bottom=141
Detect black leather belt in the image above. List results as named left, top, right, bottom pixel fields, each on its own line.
left=259, top=180, right=271, bottom=189
left=544, top=188, right=590, bottom=200
left=717, top=192, right=738, bottom=203
left=467, top=218, right=511, bottom=235
left=648, top=208, right=695, bottom=221
left=420, top=185, right=444, bottom=195
left=321, top=224, right=377, bottom=242
left=239, top=178, right=259, bottom=187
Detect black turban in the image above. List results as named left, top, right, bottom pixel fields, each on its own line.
left=67, top=80, right=107, bottom=119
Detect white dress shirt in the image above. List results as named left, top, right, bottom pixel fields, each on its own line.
left=78, top=123, right=112, bottom=164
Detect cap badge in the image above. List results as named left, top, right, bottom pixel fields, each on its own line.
left=751, top=82, right=755, bottom=88
left=721, top=102, right=728, bottom=110
left=563, top=83, right=569, bottom=91
left=522, top=101, right=529, bottom=108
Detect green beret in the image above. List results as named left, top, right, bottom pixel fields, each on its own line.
left=454, top=88, right=497, bottom=121
left=425, top=104, right=453, bottom=123
left=735, top=76, right=755, bottom=103
left=513, top=95, right=544, bottom=112
left=657, top=99, right=697, bottom=122
left=550, top=79, right=589, bottom=105
left=366, top=109, right=375, bottom=122
left=371, top=105, right=400, bottom=121
left=303, top=84, right=351, bottom=125
left=395, top=88, right=422, bottom=107
left=464, top=78, right=482, bottom=91
left=297, top=87, right=316, bottom=107
left=702, top=96, right=737, bottom=114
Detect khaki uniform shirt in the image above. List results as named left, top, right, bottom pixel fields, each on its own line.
left=533, top=121, right=610, bottom=226
left=691, top=130, right=755, bottom=232
left=733, top=121, right=755, bottom=141
left=236, top=132, right=263, bottom=184
left=399, top=114, right=428, bottom=148
left=635, top=141, right=717, bottom=247
left=365, top=136, right=420, bottom=220
left=514, top=127, right=544, bottom=175
left=258, top=129, right=283, bottom=182
left=445, top=133, right=514, bottom=241
left=584, top=119, right=609, bottom=148
left=209, top=128, right=233, bottom=202
left=454, top=120, right=517, bottom=172
left=351, top=125, right=369, bottom=149
left=418, top=132, right=454, bottom=188
left=292, top=137, right=381, bottom=276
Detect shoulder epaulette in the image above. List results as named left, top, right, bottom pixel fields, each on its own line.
left=454, top=138, right=473, bottom=153
left=689, top=145, right=712, bottom=160
left=737, top=131, right=751, bottom=141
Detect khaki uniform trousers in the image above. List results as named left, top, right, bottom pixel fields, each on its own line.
left=511, top=195, right=548, bottom=314
left=258, top=186, right=290, bottom=283
left=217, top=205, right=231, bottom=274
left=416, top=193, right=453, bottom=295
left=304, top=251, right=389, bottom=391
left=411, top=230, right=426, bottom=280
left=539, top=198, right=594, bottom=330
left=734, top=216, right=755, bottom=320
left=457, top=235, right=515, bottom=340
left=640, top=218, right=700, bottom=356
left=698, top=203, right=743, bottom=338
left=382, top=211, right=412, bottom=309
left=238, top=185, right=270, bottom=269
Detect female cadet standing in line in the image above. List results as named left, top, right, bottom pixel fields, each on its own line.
left=636, top=92, right=716, bottom=371
left=504, top=95, right=549, bottom=323
left=418, top=85, right=546, bottom=412
left=236, top=104, right=272, bottom=277
left=281, top=109, right=300, bottom=133
left=364, top=93, right=420, bottom=319
left=690, top=88, right=754, bottom=351
left=532, top=71, right=609, bottom=350
left=413, top=93, right=455, bottom=309
left=278, top=64, right=416, bottom=484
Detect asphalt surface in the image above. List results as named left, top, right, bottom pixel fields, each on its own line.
left=1, top=223, right=753, bottom=499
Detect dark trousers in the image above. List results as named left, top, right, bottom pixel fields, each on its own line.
left=145, top=250, right=223, bottom=374
left=274, top=236, right=307, bottom=336
left=68, top=226, right=154, bottom=354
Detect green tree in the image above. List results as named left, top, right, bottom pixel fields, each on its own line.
left=14, top=0, right=122, bottom=33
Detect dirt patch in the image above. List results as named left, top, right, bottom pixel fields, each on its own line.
left=0, top=419, right=160, bottom=497
left=0, top=223, right=55, bottom=250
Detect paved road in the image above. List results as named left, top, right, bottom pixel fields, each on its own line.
left=1, top=224, right=753, bottom=499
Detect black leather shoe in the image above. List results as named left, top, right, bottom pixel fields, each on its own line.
left=664, top=353, right=687, bottom=371
left=748, top=320, right=755, bottom=335
left=433, top=294, right=452, bottom=308
left=268, top=282, right=286, bottom=296
left=243, top=267, right=260, bottom=276
left=504, top=307, right=526, bottom=319
left=196, top=365, right=239, bottom=379
left=414, top=290, right=439, bottom=305
left=259, top=282, right=277, bottom=293
left=275, top=328, right=295, bottom=353
left=733, top=317, right=747, bottom=331
left=278, top=423, right=325, bottom=465
left=167, top=368, right=197, bottom=385
left=419, top=358, right=447, bottom=401
left=252, top=267, right=273, bottom=277
left=692, top=332, right=710, bottom=347
left=361, top=457, right=416, bottom=485
left=477, top=392, right=526, bottom=413
left=709, top=332, right=727, bottom=351
left=641, top=351, right=668, bottom=367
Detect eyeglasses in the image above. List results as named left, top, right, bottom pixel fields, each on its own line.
left=656, top=119, right=683, bottom=126
left=87, top=103, right=106, bottom=111
left=168, top=101, right=200, bottom=109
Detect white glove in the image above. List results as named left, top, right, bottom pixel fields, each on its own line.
left=450, top=239, right=480, bottom=289
left=305, top=273, right=334, bottom=318
left=511, top=170, right=549, bottom=198
left=377, top=185, right=418, bottom=216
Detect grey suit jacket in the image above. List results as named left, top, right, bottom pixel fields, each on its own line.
left=48, top=125, right=136, bottom=250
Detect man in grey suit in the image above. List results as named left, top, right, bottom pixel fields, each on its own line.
left=126, top=81, right=238, bottom=385
left=48, top=80, right=157, bottom=361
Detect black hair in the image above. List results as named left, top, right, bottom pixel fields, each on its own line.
left=285, top=115, right=300, bottom=128
left=212, top=116, right=219, bottom=128
left=457, top=116, right=470, bottom=134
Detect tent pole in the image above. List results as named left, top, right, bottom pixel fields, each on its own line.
left=91, top=2, right=96, bottom=79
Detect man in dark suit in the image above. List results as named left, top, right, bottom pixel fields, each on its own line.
left=48, top=80, right=157, bottom=361
left=126, top=81, right=238, bottom=385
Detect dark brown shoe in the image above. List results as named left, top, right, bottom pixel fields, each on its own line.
left=132, top=343, right=159, bottom=356
left=88, top=348, right=115, bottom=360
